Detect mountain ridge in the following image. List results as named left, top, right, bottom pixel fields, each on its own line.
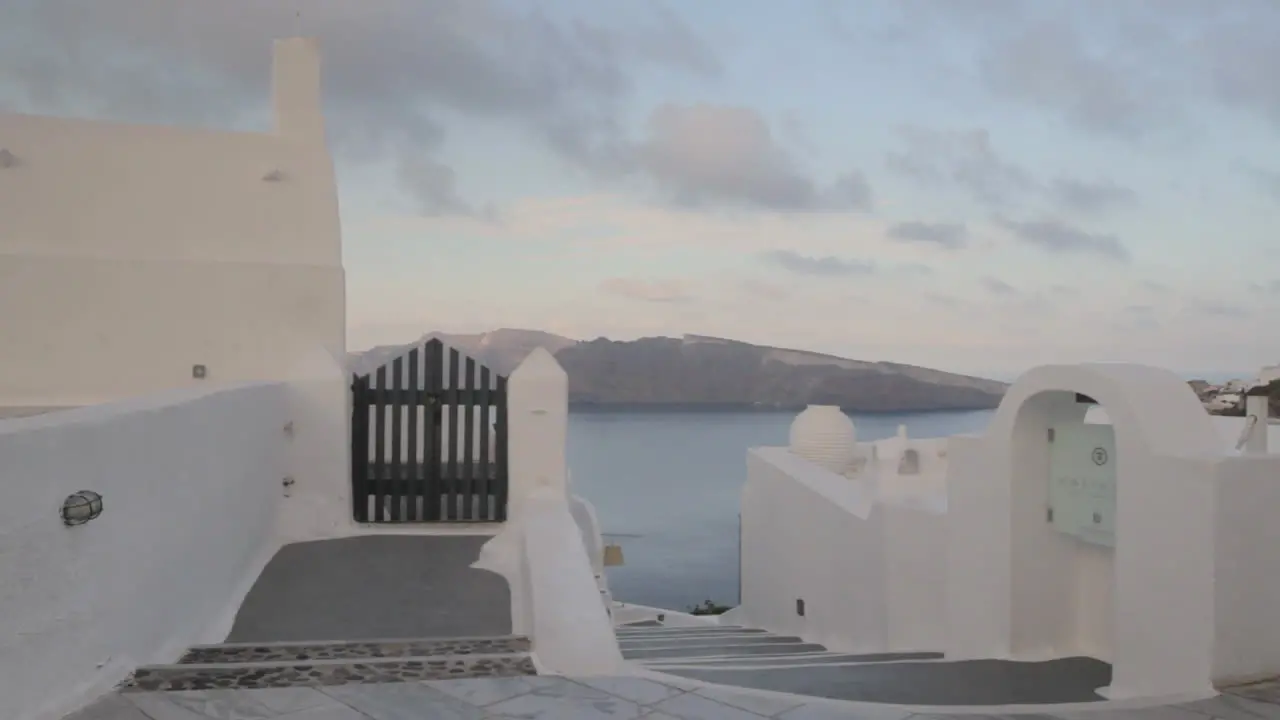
left=349, top=328, right=1008, bottom=412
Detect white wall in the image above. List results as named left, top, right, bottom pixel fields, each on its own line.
left=946, top=363, right=1230, bottom=701
left=741, top=448, right=890, bottom=653
left=1212, top=454, right=1280, bottom=683
left=0, top=383, right=292, bottom=720
left=0, top=38, right=345, bottom=408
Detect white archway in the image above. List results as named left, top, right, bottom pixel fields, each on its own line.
left=946, top=363, right=1220, bottom=700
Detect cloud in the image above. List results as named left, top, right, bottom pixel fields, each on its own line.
left=1048, top=177, right=1138, bottom=215
left=982, top=277, right=1018, bottom=296
left=996, top=217, right=1130, bottom=262
left=951, top=2, right=1280, bottom=136
left=887, top=221, right=968, bottom=249
left=599, top=277, right=696, bottom=303
left=397, top=156, right=494, bottom=218
left=885, top=126, right=1034, bottom=207
left=639, top=104, right=872, bottom=211
left=738, top=278, right=792, bottom=301
left=886, top=125, right=1141, bottom=218
left=1245, top=167, right=1280, bottom=201
left=978, top=18, right=1174, bottom=139
left=761, top=250, right=876, bottom=277
left=1192, top=300, right=1251, bottom=319
left=0, top=0, right=720, bottom=213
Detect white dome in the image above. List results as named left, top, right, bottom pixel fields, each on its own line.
left=789, top=405, right=857, bottom=473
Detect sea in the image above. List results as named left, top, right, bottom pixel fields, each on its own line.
left=566, top=408, right=996, bottom=612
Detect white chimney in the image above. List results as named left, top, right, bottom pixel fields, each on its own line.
left=272, top=37, right=325, bottom=144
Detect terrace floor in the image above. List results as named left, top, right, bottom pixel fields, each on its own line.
left=64, top=673, right=1280, bottom=720
left=226, top=534, right=511, bottom=642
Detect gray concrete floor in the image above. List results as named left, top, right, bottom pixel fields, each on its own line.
left=225, top=535, right=511, bottom=643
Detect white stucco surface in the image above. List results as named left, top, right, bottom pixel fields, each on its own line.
left=0, top=384, right=292, bottom=720
left=475, top=350, right=624, bottom=676
left=0, top=38, right=344, bottom=408
left=740, top=362, right=1280, bottom=703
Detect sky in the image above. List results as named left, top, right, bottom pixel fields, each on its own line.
left=1, top=0, right=1278, bottom=379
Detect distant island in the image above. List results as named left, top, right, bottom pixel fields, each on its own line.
left=352, top=329, right=1008, bottom=413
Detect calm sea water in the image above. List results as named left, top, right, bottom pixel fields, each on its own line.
left=566, top=409, right=995, bottom=612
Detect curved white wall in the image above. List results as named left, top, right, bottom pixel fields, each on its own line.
left=0, top=383, right=291, bottom=720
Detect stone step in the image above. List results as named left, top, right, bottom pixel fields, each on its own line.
left=642, top=650, right=945, bottom=668
left=179, top=635, right=530, bottom=664
left=121, top=653, right=536, bottom=692
left=615, top=625, right=761, bottom=636
left=621, top=641, right=828, bottom=660
left=618, top=634, right=805, bottom=648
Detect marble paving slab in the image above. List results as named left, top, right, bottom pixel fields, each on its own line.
left=65, top=673, right=1280, bottom=720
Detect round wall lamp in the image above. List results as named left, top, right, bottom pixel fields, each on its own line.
left=61, top=490, right=104, bottom=526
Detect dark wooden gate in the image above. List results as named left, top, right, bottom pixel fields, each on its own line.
left=350, top=339, right=509, bottom=523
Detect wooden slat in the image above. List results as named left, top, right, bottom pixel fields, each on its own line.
left=372, top=365, right=388, bottom=523
left=477, top=365, right=491, bottom=520
left=350, top=374, right=370, bottom=523
left=425, top=340, right=444, bottom=521
left=446, top=347, right=461, bottom=520
left=388, top=355, right=404, bottom=523
left=461, top=355, right=477, bottom=520
left=405, top=347, right=421, bottom=522
left=494, top=375, right=509, bottom=521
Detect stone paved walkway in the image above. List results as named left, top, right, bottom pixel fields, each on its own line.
left=62, top=673, right=1280, bottom=720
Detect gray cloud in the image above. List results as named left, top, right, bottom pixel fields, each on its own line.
left=0, top=0, right=720, bottom=213
left=1245, top=167, right=1280, bottom=201
left=599, top=277, right=696, bottom=303
left=844, top=2, right=1280, bottom=138
left=1048, top=177, right=1138, bottom=215
left=1119, top=304, right=1161, bottom=331
left=887, top=221, right=968, bottom=249
left=982, top=277, right=1019, bottom=296
left=996, top=217, right=1130, bottom=261
left=885, top=126, right=1033, bottom=207
left=397, top=156, right=494, bottom=218
left=639, top=104, right=872, bottom=211
left=886, top=125, right=1141, bottom=217
left=761, top=250, right=876, bottom=277
left=1192, top=301, right=1251, bottom=319
left=979, top=18, right=1173, bottom=139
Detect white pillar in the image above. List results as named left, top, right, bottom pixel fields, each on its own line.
left=1244, top=386, right=1269, bottom=454
left=507, top=348, right=569, bottom=520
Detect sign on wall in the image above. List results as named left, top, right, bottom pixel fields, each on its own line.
left=1048, top=423, right=1116, bottom=548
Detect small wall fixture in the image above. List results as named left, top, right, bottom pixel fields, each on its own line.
left=603, top=543, right=625, bottom=567
left=192, top=364, right=207, bottom=379
left=0, top=149, right=18, bottom=168
left=61, top=490, right=104, bottom=526
left=262, top=169, right=285, bottom=182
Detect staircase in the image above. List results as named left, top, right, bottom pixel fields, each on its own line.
left=616, top=622, right=940, bottom=671
left=119, top=635, right=537, bottom=692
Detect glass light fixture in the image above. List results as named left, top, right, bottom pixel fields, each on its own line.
left=61, top=490, right=104, bottom=526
